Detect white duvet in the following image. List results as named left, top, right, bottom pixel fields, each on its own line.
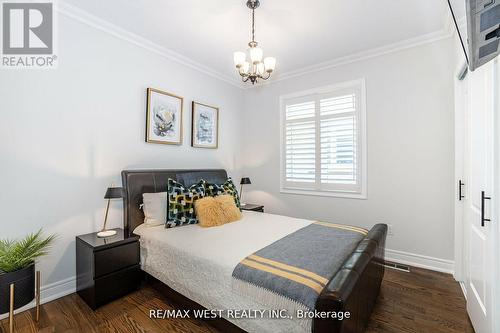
left=134, top=211, right=314, bottom=333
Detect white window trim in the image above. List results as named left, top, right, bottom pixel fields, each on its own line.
left=279, top=78, right=367, bottom=199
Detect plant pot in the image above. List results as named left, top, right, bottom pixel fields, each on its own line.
left=0, top=263, right=35, bottom=314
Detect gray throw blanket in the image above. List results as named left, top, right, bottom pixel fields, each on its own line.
left=232, top=221, right=367, bottom=309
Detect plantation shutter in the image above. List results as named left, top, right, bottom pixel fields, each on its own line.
left=282, top=81, right=365, bottom=197
left=285, top=101, right=316, bottom=187
left=320, top=94, right=357, bottom=186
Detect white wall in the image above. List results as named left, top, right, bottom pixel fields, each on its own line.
left=0, top=12, right=244, bottom=299
left=241, top=38, right=456, bottom=266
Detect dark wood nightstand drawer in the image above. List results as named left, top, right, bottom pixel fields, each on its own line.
left=94, top=241, right=139, bottom=278
left=77, top=229, right=141, bottom=310
left=94, top=265, right=142, bottom=308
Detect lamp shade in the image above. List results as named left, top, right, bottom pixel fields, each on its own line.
left=249, top=47, right=263, bottom=64
left=241, top=61, right=250, bottom=74
left=104, top=187, right=124, bottom=199
left=264, top=57, right=276, bottom=72
left=233, top=51, right=246, bottom=67
left=256, top=63, right=265, bottom=75
left=240, top=177, right=251, bottom=185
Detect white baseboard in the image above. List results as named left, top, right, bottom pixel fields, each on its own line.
left=386, top=249, right=455, bottom=274
left=0, top=276, right=76, bottom=320
left=459, top=281, right=467, bottom=300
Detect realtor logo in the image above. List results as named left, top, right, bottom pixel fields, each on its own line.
left=1, top=1, right=57, bottom=68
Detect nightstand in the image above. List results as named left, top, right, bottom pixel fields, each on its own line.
left=76, top=228, right=142, bottom=310
left=241, top=204, right=264, bottom=212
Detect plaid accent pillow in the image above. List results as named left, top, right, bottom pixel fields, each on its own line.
left=203, top=178, right=241, bottom=208
left=166, top=178, right=205, bottom=228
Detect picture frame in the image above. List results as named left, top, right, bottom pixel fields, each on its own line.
left=191, top=101, right=219, bottom=149
left=146, top=88, right=183, bottom=145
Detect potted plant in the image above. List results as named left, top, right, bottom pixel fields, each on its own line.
left=0, top=230, right=55, bottom=314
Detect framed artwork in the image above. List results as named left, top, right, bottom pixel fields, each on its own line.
left=146, top=88, right=183, bottom=145
left=191, top=102, right=219, bottom=149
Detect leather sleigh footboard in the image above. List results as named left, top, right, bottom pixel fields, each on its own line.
left=313, top=224, right=387, bottom=333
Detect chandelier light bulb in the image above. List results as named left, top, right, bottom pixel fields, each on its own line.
left=249, top=47, right=263, bottom=64
left=264, top=57, right=276, bottom=72
left=256, top=63, right=265, bottom=75
left=233, top=51, right=246, bottom=68
left=241, top=61, right=250, bottom=74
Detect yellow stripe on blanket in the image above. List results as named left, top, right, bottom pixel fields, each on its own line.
left=313, top=221, right=368, bottom=235
left=240, top=259, right=324, bottom=294
left=247, top=255, right=329, bottom=286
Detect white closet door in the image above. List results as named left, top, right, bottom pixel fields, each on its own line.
left=463, top=60, right=496, bottom=333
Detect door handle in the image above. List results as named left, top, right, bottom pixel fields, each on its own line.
left=459, top=180, right=465, bottom=200
left=483, top=0, right=495, bottom=9
left=481, top=191, right=491, bottom=227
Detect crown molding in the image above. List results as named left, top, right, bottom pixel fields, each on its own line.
left=57, top=2, right=454, bottom=91
left=57, top=2, right=242, bottom=88
left=249, top=26, right=455, bottom=88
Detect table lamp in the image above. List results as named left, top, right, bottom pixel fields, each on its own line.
left=97, top=186, right=124, bottom=238
left=240, top=177, right=251, bottom=207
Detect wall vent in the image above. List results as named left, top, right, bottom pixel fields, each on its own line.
left=384, top=261, right=410, bottom=273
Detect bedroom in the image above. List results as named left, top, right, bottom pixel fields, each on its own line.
left=0, top=0, right=498, bottom=332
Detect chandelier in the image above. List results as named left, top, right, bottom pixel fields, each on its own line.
left=233, top=0, right=276, bottom=84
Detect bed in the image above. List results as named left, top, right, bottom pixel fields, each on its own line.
left=121, top=169, right=387, bottom=333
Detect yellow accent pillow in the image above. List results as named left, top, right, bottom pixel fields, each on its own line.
left=217, top=194, right=242, bottom=223
left=195, top=194, right=242, bottom=227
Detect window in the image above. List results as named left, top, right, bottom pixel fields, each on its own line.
left=280, top=79, right=366, bottom=198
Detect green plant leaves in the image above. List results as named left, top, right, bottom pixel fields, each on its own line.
left=0, top=229, right=55, bottom=273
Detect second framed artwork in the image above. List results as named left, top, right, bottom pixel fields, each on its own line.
left=191, top=101, right=219, bottom=149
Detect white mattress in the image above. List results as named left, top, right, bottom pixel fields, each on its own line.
left=134, top=211, right=314, bottom=333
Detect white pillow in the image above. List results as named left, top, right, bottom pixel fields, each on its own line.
left=142, top=192, right=168, bottom=226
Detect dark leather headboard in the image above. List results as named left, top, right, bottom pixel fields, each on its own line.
left=121, top=169, right=228, bottom=237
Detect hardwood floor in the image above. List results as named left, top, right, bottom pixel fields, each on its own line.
left=0, top=266, right=474, bottom=333
left=365, top=267, right=474, bottom=333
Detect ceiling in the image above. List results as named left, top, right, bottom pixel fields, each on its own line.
left=62, top=0, right=451, bottom=83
